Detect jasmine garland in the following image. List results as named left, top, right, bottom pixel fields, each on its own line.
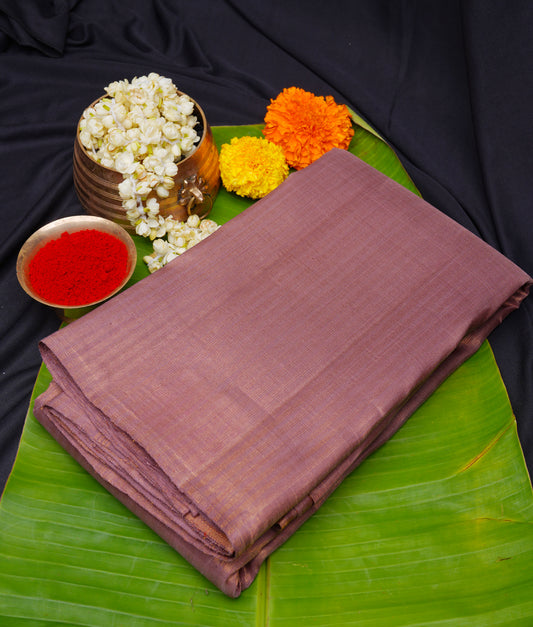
left=78, top=73, right=220, bottom=271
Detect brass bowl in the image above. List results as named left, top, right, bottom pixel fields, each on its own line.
left=16, top=215, right=137, bottom=315
left=73, top=93, right=220, bottom=232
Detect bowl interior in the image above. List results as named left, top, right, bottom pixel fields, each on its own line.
left=17, top=215, right=137, bottom=309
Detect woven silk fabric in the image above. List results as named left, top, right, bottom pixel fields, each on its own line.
left=34, top=149, right=532, bottom=597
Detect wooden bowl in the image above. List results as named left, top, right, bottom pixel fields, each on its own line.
left=73, top=93, right=220, bottom=232
left=16, top=215, right=137, bottom=316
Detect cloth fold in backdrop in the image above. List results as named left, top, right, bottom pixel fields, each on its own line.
left=34, top=149, right=531, bottom=598
left=0, top=0, right=76, bottom=56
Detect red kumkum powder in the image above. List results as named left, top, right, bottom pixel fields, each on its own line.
left=28, top=229, right=130, bottom=306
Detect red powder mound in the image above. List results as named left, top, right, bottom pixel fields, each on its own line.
left=28, top=229, right=129, bottom=306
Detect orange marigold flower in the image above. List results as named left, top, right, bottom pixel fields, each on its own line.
left=219, top=135, right=289, bottom=199
left=263, top=86, right=354, bottom=170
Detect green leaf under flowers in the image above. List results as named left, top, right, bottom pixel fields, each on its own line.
left=0, top=122, right=531, bottom=625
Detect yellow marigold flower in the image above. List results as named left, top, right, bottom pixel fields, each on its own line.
left=219, top=136, right=289, bottom=199
left=263, top=86, right=354, bottom=170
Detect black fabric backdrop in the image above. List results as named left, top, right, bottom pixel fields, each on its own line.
left=1, top=0, right=532, bottom=495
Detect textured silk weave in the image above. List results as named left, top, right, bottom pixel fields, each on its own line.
left=34, top=149, right=532, bottom=597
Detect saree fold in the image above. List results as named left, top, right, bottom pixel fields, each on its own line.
left=34, top=148, right=531, bottom=598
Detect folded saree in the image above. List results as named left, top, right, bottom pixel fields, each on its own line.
left=34, top=148, right=531, bottom=597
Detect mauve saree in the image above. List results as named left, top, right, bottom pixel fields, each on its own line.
left=34, top=148, right=532, bottom=597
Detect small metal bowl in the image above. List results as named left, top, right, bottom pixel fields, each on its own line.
left=17, top=215, right=137, bottom=317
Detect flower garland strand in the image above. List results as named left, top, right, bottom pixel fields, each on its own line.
left=143, top=213, right=219, bottom=273
left=263, top=86, right=354, bottom=170
left=79, top=73, right=220, bottom=272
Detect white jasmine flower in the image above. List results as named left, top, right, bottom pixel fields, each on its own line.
left=79, top=130, right=94, bottom=149
left=135, top=220, right=151, bottom=237
left=156, top=75, right=173, bottom=92
left=125, top=127, right=141, bottom=141
left=180, top=138, right=195, bottom=154
left=177, top=95, right=195, bottom=116
left=105, top=80, right=127, bottom=97
left=162, top=121, right=180, bottom=141
left=143, top=102, right=160, bottom=119
left=125, top=140, right=140, bottom=155
left=187, top=214, right=200, bottom=228
left=118, top=177, right=136, bottom=198
left=162, top=103, right=180, bottom=122
left=146, top=217, right=160, bottom=229
left=112, top=103, right=128, bottom=124
left=153, top=146, right=170, bottom=161
left=144, top=255, right=163, bottom=273
left=135, top=179, right=153, bottom=197
left=165, top=251, right=180, bottom=263
left=142, top=155, right=160, bottom=172
left=126, top=207, right=141, bottom=221
left=151, top=223, right=167, bottom=240
left=164, top=162, right=178, bottom=177
left=163, top=216, right=176, bottom=232
left=86, top=117, right=105, bottom=138
left=101, top=114, right=115, bottom=129
left=146, top=197, right=159, bottom=216
left=137, top=143, right=148, bottom=158
left=146, top=173, right=161, bottom=188
left=153, top=239, right=169, bottom=255
left=107, top=128, right=127, bottom=150
left=199, top=219, right=219, bottom=233
left=123, top=198, right=137, bottom=211
left=180, top=126, right=197, bottom=141
left=128, top=88, right=147, bottom=106
left=114, top=151, right=136, bottom=174
left=140, top=119, right=162, bottom=145
left=82, top=106, right=96, bottom=120
left=133, top=163, right=146, bottom=179
left=94, top=100, right=111, bottom=116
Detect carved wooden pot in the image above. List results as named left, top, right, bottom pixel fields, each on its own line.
left=73, top=94, right=220, bottom=232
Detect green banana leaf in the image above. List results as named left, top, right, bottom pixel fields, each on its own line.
left=1, top=123, right=532, bottom=626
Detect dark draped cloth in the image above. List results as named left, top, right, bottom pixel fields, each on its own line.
left=2, top=0, right=533, bottom=494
